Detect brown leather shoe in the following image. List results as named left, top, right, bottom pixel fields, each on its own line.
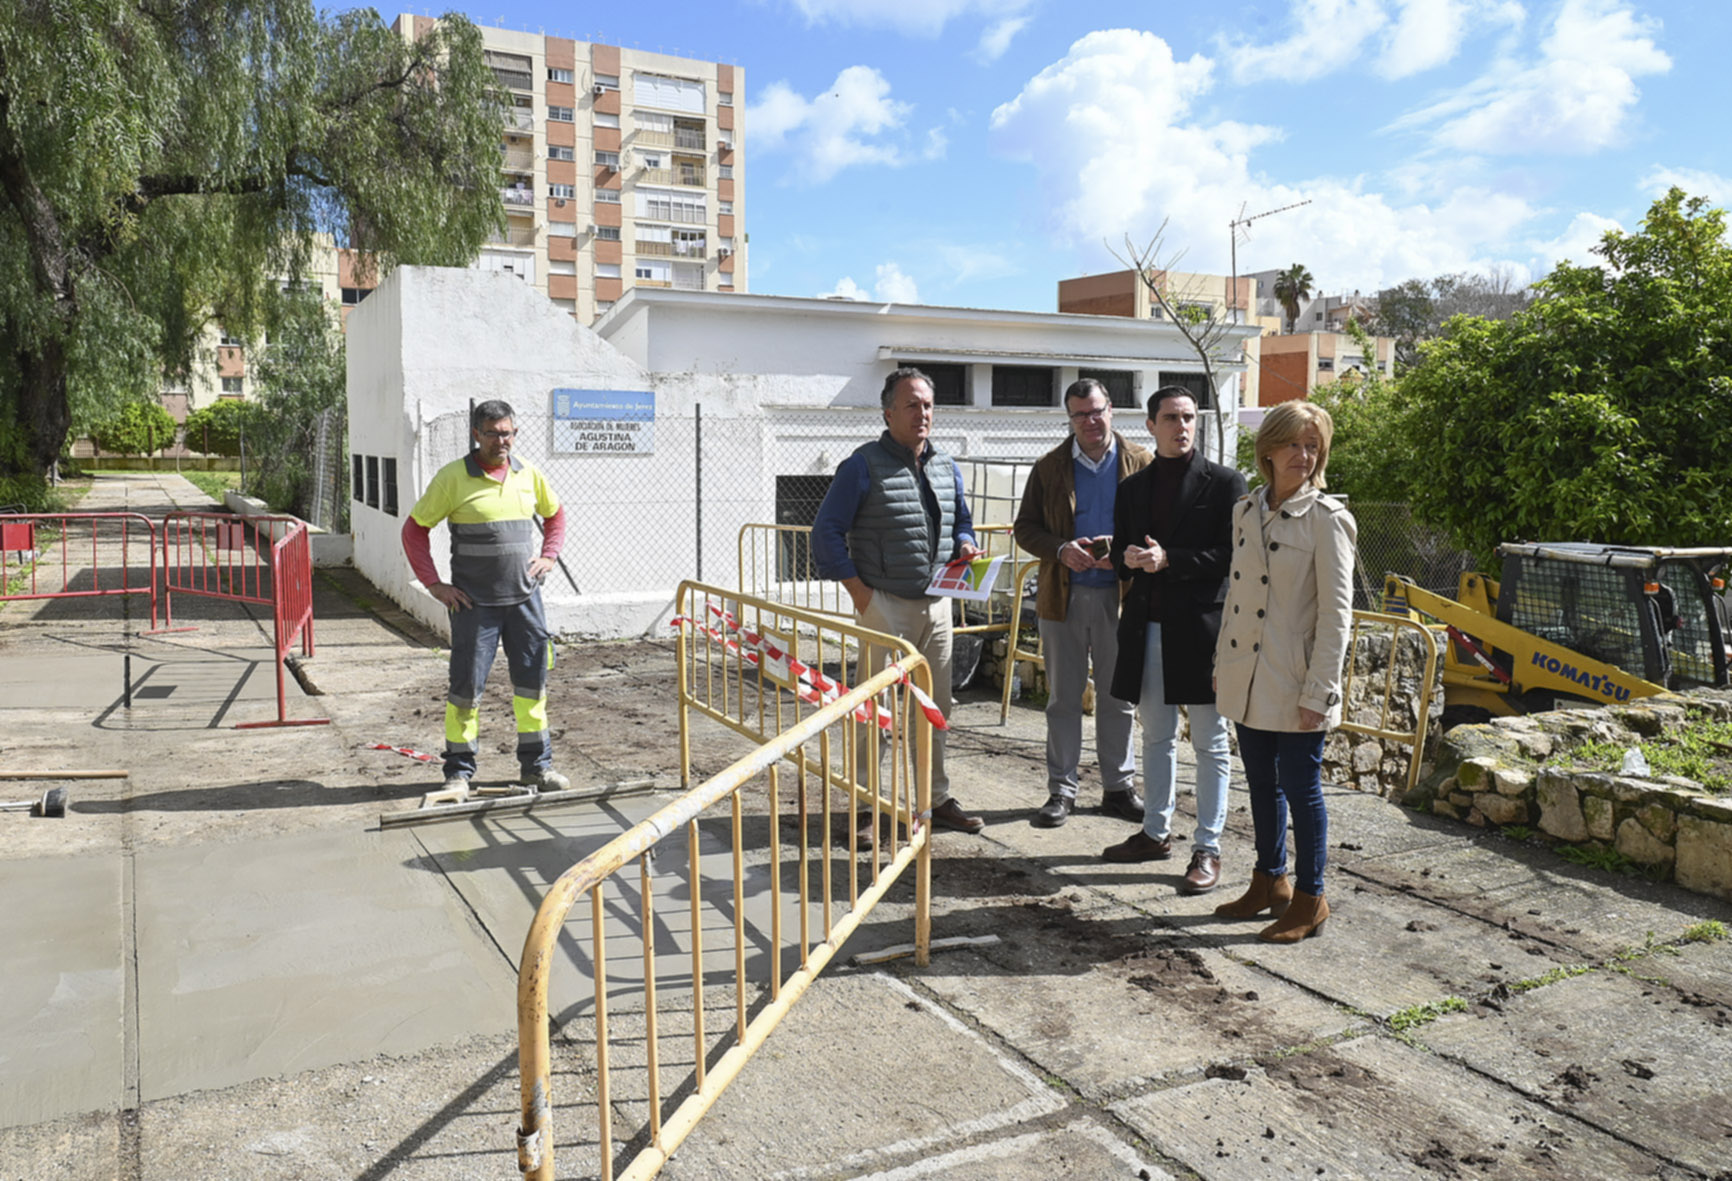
left=1215, top=869, right=1293, bottom=919
left=1100, top=831, right=1173, bottom=863
left=1258, top=890, right=1329, bottom=943
left=1179, top=850, right=1221, bottom=894
left=930, top=798, right=985, bottom=834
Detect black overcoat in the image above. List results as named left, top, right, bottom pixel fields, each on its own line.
left=1108, top=448, right=1247, bottom=705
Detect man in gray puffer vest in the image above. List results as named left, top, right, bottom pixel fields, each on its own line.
left=813, top=368, right=986, bottom=836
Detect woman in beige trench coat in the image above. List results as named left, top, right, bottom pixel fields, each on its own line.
left=1212, top=400, right=1356, bottom=942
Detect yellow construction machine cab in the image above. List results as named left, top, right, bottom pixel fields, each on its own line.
left=1381, top=544, right=1732, bottom=724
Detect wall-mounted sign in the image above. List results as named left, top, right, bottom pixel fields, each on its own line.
left=552, top=388, right=655, bottom=454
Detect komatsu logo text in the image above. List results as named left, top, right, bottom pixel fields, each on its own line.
left=1530, top=652, right=1633, bottom=701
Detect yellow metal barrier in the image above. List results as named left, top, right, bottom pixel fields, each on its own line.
left=1338, top=610, right=1441, bottom=798
left=737, top=521, right=1034, bottom=725
left=516, top=582, right=937, bottom=1181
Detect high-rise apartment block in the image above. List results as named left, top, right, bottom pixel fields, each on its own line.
left=394, top=15, right=746, bottom=323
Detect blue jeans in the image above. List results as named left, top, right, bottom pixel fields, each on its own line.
left=1233, top=725, right=1329, bottom=896
left=443, top=592, right=553, bottom=780
left=1139, top=624, right=1231, bottom=854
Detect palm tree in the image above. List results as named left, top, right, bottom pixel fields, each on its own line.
left=1273, top=263, right=1314, bottom=333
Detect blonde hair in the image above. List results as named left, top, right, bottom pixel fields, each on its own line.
left=1254, top=400, right=1334, bottom=491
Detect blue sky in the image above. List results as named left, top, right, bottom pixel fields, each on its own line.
left=399, top=0, right=1730, bottom=311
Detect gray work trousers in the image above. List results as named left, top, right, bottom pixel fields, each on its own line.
left=855, top=588, right=954, bottom=807
left=1037, top=583, right=1136, bottom=800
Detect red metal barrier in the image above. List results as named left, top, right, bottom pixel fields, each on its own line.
left=159, top=511, right=328, bottom=728
left=0, top=512, right=160, bottom=629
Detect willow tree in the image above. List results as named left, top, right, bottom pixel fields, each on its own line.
left=0, top=2, right=504, bottom=486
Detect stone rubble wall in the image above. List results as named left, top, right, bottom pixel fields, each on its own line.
left=1407, top=693, right=1732, bottom=902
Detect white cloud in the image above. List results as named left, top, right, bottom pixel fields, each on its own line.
left=974, top=15, right=1029, bottom=62
left=924, top=126, right=949, bottom=159
left=1390, top=0, right=1670, bottom=155
left=1641, top=166, right=1732, bottom=207
left=990, top=29, right=1547, bottom=293
left=1529, top=211, right=1622, bottom=271
left=874, top=262, right=921, bottom=302
left=819, top=263, right=922, bottom=303
left=1376, top=0, right=1470, bottom=79
left=1222, top=0, right=1389, bottom=85
left=782, top=0, right=1030, bottom=38
left=747, top=66, right=913, bottom=183
left=820, top=276, right=871, bottom=300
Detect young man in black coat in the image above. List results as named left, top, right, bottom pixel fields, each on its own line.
left=1100, top=386, right=1247, bottom=894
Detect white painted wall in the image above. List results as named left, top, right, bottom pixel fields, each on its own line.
left=349, top=269, right=1252, bottom=641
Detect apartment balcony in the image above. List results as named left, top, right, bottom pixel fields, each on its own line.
left=641, top=166, right=706, bottom=187
left=634, top=129, right=675, bottom=147
left=487, top=226, right=538, bottom=247
left=635, top=278, right=672, bottom=288
left=491, top=68, right=533, bottom=92
left=672, top=268, right=705, bottom=291
left=635, top=239, right=706, bottom=257
left=500, top=108, right=534, bottom=132
left=500, top=146, right=534, bottom=173
left=501, top=186, right=534, bottom=208
left=674, top=129, right=706, bottom=151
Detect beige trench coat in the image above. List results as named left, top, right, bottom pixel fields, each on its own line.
left=1213, top=485, right=1357, bottom=732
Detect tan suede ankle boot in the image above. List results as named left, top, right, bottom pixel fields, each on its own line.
left=1257, top=889, right=1329, bottom=943
left=1214, top=869, right=1293, bottom=919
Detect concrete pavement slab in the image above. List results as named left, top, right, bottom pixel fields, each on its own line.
left=657, top=971, right=1065, bottom=1180
left=1421, top=967, right=1732, bottom=1175
left=854, top=1120, right=1172, bottom=1181
left=0, top=856, right=124, bottom=1129
left=1114, top=1033, right=1678, bottom=1179
left=133, top=828, right=515, bottom=1100
left=0, top=1110, right=119, bottom=1181
left=912, top=894, right=1361, bottom=1102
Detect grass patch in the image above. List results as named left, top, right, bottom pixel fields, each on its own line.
left=1682, top=919, right=1729, bottom=944
left=1557, top=718, right=1732, bottom=794
left=1387, top=997, right=1467, bottom=1034
left=181, top=469, right=241, bottom=503
left=1508, top=964, right=1593, bottom=994
left=1499, top=824, right=1532, bottom=842
left=1556, top=843, right=1640, bottom=875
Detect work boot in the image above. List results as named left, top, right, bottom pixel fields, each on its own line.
left=929, top=798, right=986, bottom=833
left=1099, top=789, right=1145, bottom=823
left=1258, top=889, right=1329, bottom=943
left=518, top=767, right=572, bottom=792
left=1215, top=869, right=1293, bottom=919
left=1100, top=831, right=1173, bottom=863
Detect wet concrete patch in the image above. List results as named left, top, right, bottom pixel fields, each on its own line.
left=1422, top=967, right=1732, bottom=1175
left=1115, top=1033, right=1672, bottom=1179
left=654, top=972, right=1064, bottom=1180
left=0, top=856, right=123, bottom=1128
left=133, top=828, right=515, bottom=1100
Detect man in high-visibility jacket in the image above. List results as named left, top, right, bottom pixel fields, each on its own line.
left=401, top=399, right=568, bottom=796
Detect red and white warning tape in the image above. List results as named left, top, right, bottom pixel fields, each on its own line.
left=671, top=603, right=949, bottom=731
left=366, top=743, right=438, bottom=764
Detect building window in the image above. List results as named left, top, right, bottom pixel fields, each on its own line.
left=1317, top=358, right=1334, bottom=371
left=547, top=67, right=573, bottom=83
left=594, top=73, right=620, bottom=91
left=596, top=300, right=615, bottom=315
left=637, top=112, right=673, bottom=134
left=340, top=286, right=370, bottom=306
left=219, top=332, right=243, bottom=347
left=773, top=475, right=832, bottom=578
left=719, top=200, right=734, bottom=215
left=637, top=150, right=665, bottom=169
left=718, top=164, right=734, bottom=179
left=595, top=189, right=621, bottom=204
left=382, top=458, right=399, bottom=517
left=634, top=73, right=705, bottom=114
left=991, top=366, right=1055, bottom=408
left=352, top=454, right=364, bottom=502
left=364, top=455, right=380, bottom=509
left=718, top=91, right=734, bottom=106
left=549, top=145, right=574, bottom=161
left=221, top=377, right=243, bottom=394
left=596, top=263, right=621, bottom=279
left=1079, top=368, right=1137, bottom=409
left=594, top=150, right=619, bottom=168
left=548, top=221, right=576, bottom=237
left=549, top=183, right=575, bottom=199
left=635, top=260, right=672, bottom=283
left=549, top=105, right=574, bottom=123
left=595, top=225, right=621, bottom=241
left=1155, top=371, right=1213, bottom=409
left=594, top=112, right=620, bottom=129
left=895, top=361, right=965, bottom=406
left=637, top=189, right=705, bottom=224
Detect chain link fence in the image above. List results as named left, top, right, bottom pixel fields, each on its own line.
left=305, top=406, right=348, bottom=534
left=1348, top=501, right=1477, bottom=610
